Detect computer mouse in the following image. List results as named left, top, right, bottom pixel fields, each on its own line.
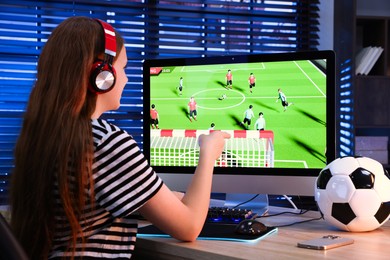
left=234, top=219, right=267, bottom=236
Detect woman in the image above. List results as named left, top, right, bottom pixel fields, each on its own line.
left=10, top=16, right=229, bottom=259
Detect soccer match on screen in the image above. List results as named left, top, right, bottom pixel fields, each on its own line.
left=149, top=59, right=327, bottom=170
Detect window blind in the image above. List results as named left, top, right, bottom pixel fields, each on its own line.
left=0, top=0, right=320, bottom=204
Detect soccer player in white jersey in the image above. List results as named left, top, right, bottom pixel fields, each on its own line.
left=178, top=76, right=183, bottom=95
left=276, top=88, right=293, bottom=111
left=254, top=112, right=266, bottom=130
left=240, top=105, right=255, bottom=130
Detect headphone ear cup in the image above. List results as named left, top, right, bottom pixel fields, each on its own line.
left=89, top=60, right=116, bottom=93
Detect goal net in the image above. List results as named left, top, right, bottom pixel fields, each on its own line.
left=150, top=129, right=274, bottom=168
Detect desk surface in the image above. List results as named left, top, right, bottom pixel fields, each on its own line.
left=134, top=207, right=390, bottom=260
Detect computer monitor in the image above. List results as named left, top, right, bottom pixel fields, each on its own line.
left=142, top=50, right=336, bottom=199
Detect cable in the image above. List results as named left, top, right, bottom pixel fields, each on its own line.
left=282, top=194, right=298, bottom=210
left=271, top=216, right=324, bottom=228
left=259, top=209, right=309, bottom=218
left=256, top=208, right=324, bottom=228
left=231, top=194, right=260, bottom=209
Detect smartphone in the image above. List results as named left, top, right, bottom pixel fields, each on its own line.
left=297, top=235, right=354, bottom=250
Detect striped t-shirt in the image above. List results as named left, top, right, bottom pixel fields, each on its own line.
left=49, top=119, right=163, bottom=259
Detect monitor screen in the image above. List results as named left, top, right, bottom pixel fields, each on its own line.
left=142, top=50, right=336, bottom=197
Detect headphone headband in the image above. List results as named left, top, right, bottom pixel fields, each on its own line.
left=95, top=19, right=116, bottom=58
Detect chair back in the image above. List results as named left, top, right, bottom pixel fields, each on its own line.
left=0, top=212, right=29, bottom=260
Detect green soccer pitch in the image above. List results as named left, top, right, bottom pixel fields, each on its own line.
left=150, top=60, right=327, bottom=169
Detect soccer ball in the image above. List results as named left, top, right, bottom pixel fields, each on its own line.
left=315, top=156, right=390, bottom=232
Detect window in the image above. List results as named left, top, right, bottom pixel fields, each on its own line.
left=0, top=0, right=320, bottom=204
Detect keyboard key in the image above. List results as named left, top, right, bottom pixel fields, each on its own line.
left=206, top=207, right=257, bottom=224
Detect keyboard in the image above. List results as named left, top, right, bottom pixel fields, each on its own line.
left=206, top=207, right=257, bottom=224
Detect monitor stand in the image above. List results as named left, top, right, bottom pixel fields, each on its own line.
left=210, top=193, right=269, bottom=216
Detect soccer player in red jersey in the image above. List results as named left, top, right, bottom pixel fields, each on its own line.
left=188, top=96, right=197, bottom=122
left=150, top=104, right=159, bottom=129
left=248, top=72, right=256, bottom=93
left=226, top=69, right=233, bottom=89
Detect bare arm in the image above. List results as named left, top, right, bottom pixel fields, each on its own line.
left=138, top=131, right=230, bottom=241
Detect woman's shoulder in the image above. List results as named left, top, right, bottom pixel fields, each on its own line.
left=92, top=118, right=120, bottom=131
left=91, top=118, right=133, bottom=144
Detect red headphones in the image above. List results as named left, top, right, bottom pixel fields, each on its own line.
left=89, top=19, right=117, bottom=94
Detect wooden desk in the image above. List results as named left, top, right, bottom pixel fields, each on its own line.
left=134, top=207, right=390, bottom=260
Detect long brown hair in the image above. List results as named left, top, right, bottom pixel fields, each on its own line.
left=10, top=16, right=124, bottom=259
